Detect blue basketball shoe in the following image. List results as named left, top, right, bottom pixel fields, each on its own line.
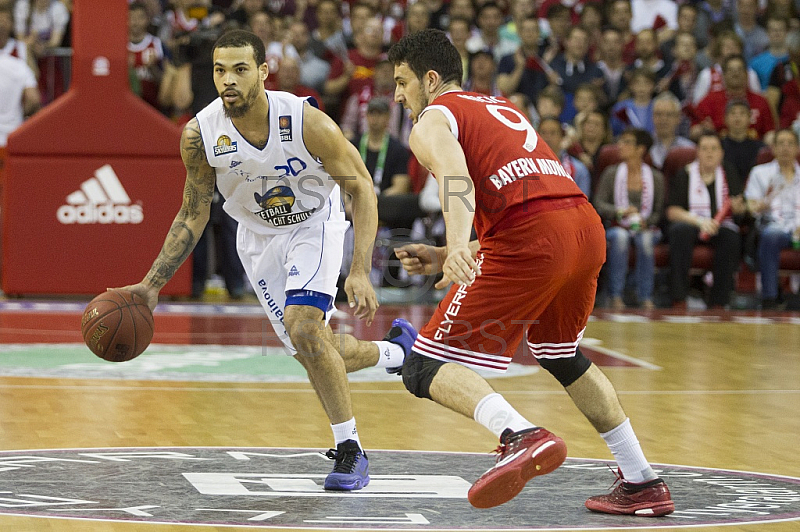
left=383, top=318, right=417, bottom=374
left=324, top=440, right=370, bottom=490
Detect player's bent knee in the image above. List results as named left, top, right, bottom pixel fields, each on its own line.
left=537, top=347, right=592, bottom=387
left=402, top=350, right=445, bottom=399
left=284, top=308, right=327, bottom=358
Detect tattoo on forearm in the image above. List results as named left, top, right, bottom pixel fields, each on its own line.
left=145, top=221, right=196, bottom=288
left=181, top=166, right=215, bottom=219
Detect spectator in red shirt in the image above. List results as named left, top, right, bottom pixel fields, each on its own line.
left=390, top=1, right=431, bottom=44
left=128, top=2, right=168, bottom=111
left=691, top=55, right=775, bottom=141
left=324, top=16, right=386, bottom=119
left=606, top=0, right=636, bottom=65
left=766, top=30, right=800, bottom=130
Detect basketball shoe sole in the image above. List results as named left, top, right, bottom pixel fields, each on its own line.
left=468, top=428, right=567, bottom=509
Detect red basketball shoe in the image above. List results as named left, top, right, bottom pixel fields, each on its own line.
left=468, top=427, right=567, bottom=509
left=585, top=469, right=674, bottom=516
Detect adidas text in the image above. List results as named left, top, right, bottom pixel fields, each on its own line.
left=58, top=165, right=144, bottom=225
left=57, top=204, right=144, bottom=224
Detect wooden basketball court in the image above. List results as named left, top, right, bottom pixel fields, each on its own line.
left=0, top=301, right=798, bottom=531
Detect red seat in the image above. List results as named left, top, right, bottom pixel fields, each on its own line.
left=591, top=144, right=620, bottom=196
left=755, top=146, right=800, bottom=166
left=756, top=146, right=774, bottom=165
left=661, top=146, right=697, bottom=183
left=780, top=249, right=800, bottom=271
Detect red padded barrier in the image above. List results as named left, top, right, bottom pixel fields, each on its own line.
left=3, top=0, right=190, bottom=295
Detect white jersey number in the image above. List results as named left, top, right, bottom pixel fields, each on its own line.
left=487, top=105, right=538, bottom=152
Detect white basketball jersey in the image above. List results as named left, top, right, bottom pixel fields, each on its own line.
left=196, top=90, right=341, bottom=235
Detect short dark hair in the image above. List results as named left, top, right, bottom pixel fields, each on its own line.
left=546, top=3, right=570, bottom=19
left=697, top=131, right=722, bottom=147
left=622, top=127, right=653, bottom=151
left=469, top=50, right=495, bottom=65
left=448, top=15, right=471, bottom=30
left=629, top=67, right=656, bottom=84
left=213, top=29, right=266, bottom=66
left=388, top=29, right=463, bottom=86
left=581, top=2, right=603, bottom=18
left=129, top=2, right=148, bottom=15
left=539, top=116, right=564, bottom=131
left=476, top=1, right=501, bottom=18
left=538, top=85, right=565, bottom=108
left=725, top=99, right=750, bottom=114
left=566, top=25, right=589, bottom=40
left=351, top=2, right=376, bottom=16
left=774, top=128, right=800, bottom=145
left=722, top=54, right=747, bottom=73
left=678, top=3, right=697, bottom=16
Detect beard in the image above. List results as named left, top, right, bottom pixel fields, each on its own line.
left=222, top=83, right=260, bottom=119
left=410, top=90, right=430, bottom=123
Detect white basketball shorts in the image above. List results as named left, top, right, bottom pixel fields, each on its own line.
left=236, top=209, right=350, bottom=355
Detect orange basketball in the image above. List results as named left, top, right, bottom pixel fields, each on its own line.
left=81, top=289, right=154, bottom=362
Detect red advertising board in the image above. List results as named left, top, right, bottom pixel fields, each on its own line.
left=2, top=157, right=189, bottom=294
left=2, top=0, right=190, bottom=295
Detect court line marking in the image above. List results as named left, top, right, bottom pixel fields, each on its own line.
left=0, top=383, right=796, bottom=395
left=580, top=338, right=662, bottom=370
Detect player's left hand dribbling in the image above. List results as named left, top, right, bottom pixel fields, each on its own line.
left=344, top=272, right=379, bottom=326
left=438, top=246, right=480, bottom=289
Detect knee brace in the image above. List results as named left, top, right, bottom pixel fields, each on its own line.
left=401, top=350, right=446, bottom=399
left=537, top=347, right=592, bottom=387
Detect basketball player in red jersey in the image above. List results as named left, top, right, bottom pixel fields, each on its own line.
left=388, top=29, right=674, bottom=516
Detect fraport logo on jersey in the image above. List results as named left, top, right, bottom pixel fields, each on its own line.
left=57, top=165, right=143, bottom=225
left=279, top=115, right=292, bottom=141
left=213, top=135, right=238, bottom=156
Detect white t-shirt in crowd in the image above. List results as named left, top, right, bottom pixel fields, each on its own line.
left=0, top=54, right=37, bottom=147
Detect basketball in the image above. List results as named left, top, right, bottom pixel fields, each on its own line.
left=81, top=289, right=154, bottom=362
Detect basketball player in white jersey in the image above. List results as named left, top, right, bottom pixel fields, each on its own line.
left=122, top=30, right=417, bottom=491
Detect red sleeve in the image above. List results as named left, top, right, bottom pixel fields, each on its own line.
left=757, top=98, right=775, bottom=137
left=691, top=96, right=711, bottom=126
left=407, top=154, right=428, bottom=194
left=652, top=15, right=667, bottom=31
left=537, top=0, right=557, bottom=18
left=328, top=56, right=344, bottom=80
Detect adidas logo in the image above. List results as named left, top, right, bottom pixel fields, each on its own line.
left=288, top=265, right=300, bottom=277
left=57, top=165, right=143, bottom=225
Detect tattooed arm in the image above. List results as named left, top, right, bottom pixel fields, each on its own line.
left=121, top=118, right=215, bottom=311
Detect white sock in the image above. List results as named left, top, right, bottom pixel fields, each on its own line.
left=473, top=393, right=535, bottom=438
left=600, top=418, right=657, bottom=483
left=372, top=341, right=405, bottom=368
left=331, top=417, right=362, bottom=449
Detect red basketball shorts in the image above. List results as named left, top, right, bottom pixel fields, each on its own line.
left=414, top=202, right=606, bottom=372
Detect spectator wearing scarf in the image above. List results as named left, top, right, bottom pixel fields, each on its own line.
left=665, top=132, right=747, bottom=308
left=592, top=129, right=664, bottom=310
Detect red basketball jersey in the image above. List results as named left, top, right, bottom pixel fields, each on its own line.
left=421, top=91, right=585, bottom=240
left=128, top=34, right=165, bottom=109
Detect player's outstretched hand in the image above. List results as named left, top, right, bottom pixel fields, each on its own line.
left=438, top=245, right=481, bottom=289
left=344, top=272, right=379, bottom=326
left=113, top=283, right=159, bottom=313
left=395, top=243, right=445, bottom=276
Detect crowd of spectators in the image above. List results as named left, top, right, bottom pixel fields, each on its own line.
left=2, top=0, right=800, bottom=309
